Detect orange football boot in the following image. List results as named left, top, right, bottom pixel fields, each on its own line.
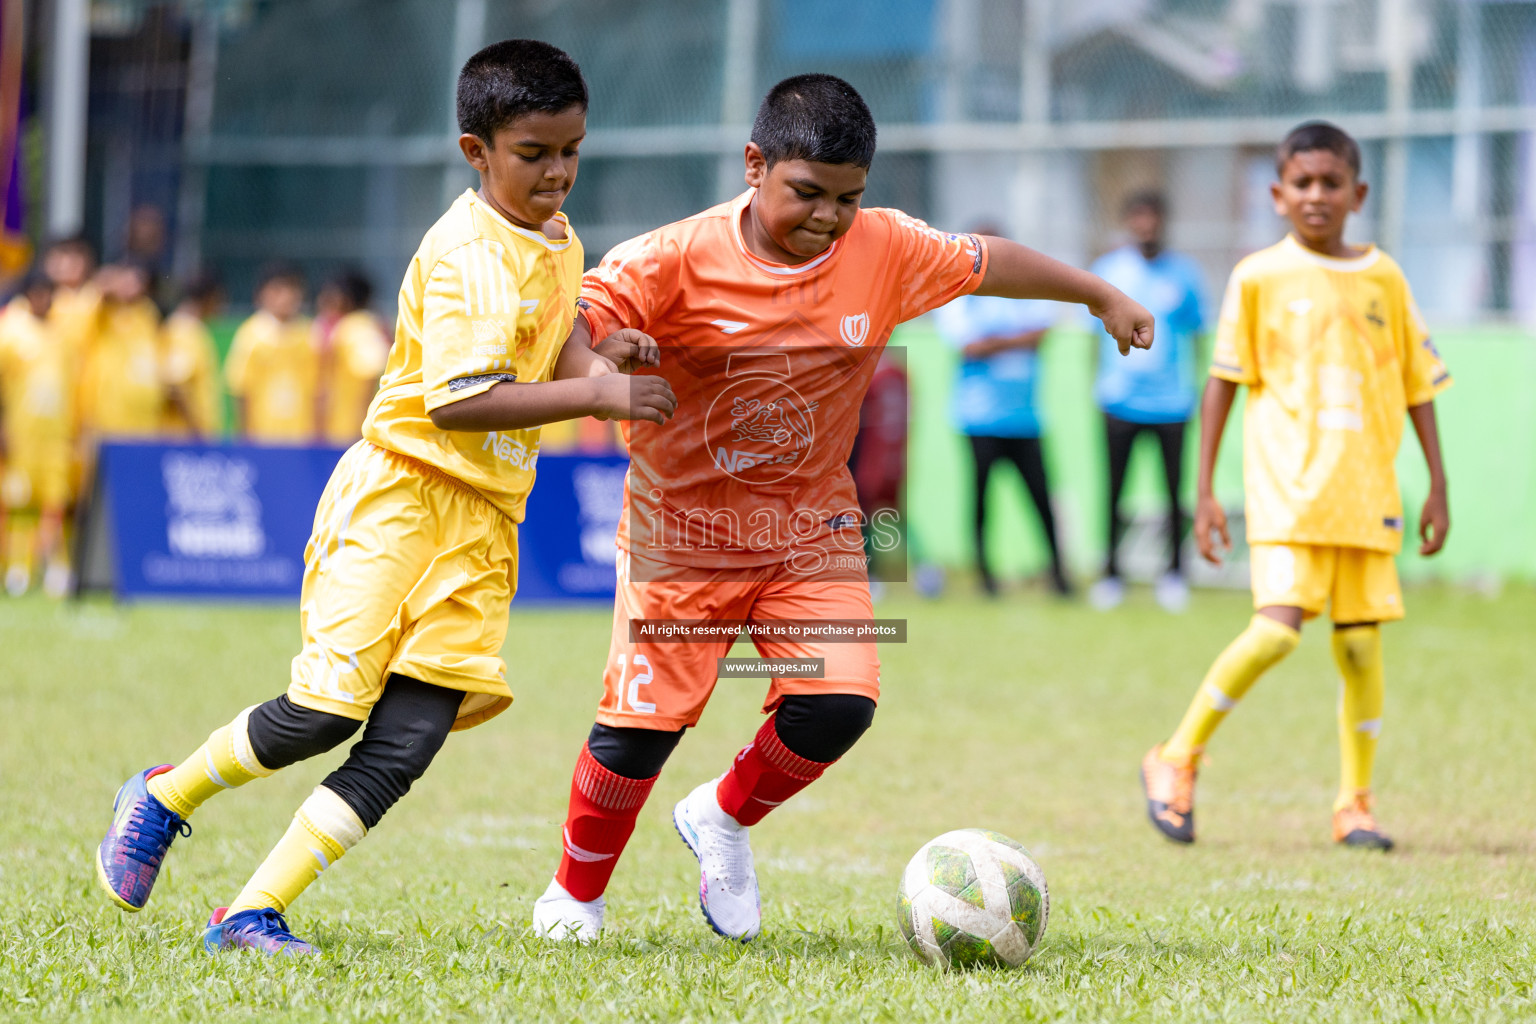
left=1141, top=744, right=1198, bottom=844
left=1333, top=791, right=1394, bottom=851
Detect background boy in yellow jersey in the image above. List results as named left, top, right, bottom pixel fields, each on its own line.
left=225, top=263, right=318, bottom=443
left=77, top=262, right=165, bottom=442
left=41, top=235, right=99, bottom=365
left=316, top=268, right=390, bottom=445
left=94, top=38, right=675, bottom=956
left=0, top=272, right=73, bottom=597
left=1141, top=122, right=1451, bottom=851
left=160, top=270, right=225, bottom=439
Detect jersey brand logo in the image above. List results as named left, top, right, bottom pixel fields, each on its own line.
left=520, top=299, right=540, bottom=314
left=482, top=431, right=539, bottom=470
left=712, top=319, right=748, bottom=334
left=471, top=318, right=503, bottom=343
left=840, top=312, right=870, bottom=346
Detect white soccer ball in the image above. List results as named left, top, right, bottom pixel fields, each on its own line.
left=896, top=828, right=1049, bottom=969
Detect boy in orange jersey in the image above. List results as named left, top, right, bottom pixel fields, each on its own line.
left=225, top=263, right=317, bottom=443
left=532, top=74, right=1153, bottom=943
left=94, top=40, right=673, bottom=955
left=1140, top=122, right=1451, bottom=851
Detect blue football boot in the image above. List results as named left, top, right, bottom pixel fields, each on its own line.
left=95, top=765, right=191, bottom=911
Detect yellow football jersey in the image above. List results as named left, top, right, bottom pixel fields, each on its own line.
left=363, top=189, right=583, bottom=521
left=1211, top=235, right=1452, bottom=553
left=47, top=283, right=101, bottom=366
left=79, top=298, right=165, bottom=439
left=322, top=309, right=391, bottom=445
left=225, top=310, right=319, bottom=442
left=160, top=311, right=223, bottom=437
left=0, top=298, right=72, bottom=447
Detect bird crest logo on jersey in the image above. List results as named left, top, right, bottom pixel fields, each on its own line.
left=840, top=312, right=870, bottom=346
left=702, top=352, right=819, bottom=484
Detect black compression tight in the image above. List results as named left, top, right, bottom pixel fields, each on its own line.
left=244, top=675, right=461, bottom=829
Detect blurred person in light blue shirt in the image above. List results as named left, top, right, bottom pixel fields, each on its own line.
left=935, top=230, right=1070, bottom=597
left=1087, top=191, right=1207, bottom=612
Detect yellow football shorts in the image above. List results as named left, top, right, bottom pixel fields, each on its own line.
left=1, top=439, right=72, bottom=511
left=1249, top=543, right=1403, bottom=624
left=288, top=442, right=518, bottom=731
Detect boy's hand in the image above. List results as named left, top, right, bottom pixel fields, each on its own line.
left=592, top=372, right=676, bottom=425
left=1091, top=291, right=1155, bottom=356
left=1194, top=493, right=1230, bottom=566
left=1419, top=487, right=1449, bottom=556
left=594, top=329, right=660, bottom=375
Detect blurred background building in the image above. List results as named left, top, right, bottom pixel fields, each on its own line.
left=15, top=0, right=1536, bottom=321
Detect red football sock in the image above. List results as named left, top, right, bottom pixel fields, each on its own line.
left=716, top=715, right=833, bottom=827
left=554, top=743, right=658, bottom=902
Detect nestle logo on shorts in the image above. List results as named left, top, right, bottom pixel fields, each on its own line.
left=717, top=658, right=826, bottom=678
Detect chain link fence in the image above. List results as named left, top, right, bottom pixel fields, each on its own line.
left=64, top=0, right=1536, bottom=321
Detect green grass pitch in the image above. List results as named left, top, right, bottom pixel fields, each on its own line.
left=2, top=585, right=1533, bottom=1021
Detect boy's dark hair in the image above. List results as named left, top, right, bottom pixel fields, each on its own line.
left=750, top=74, right=877, bottom=169
left=1276, top=121, right=1361, bottom=178
left=456, top=39, right=588, bottom=141
left=327, top=268, right=373, bottom=311
left=45, top=233, right=94, bottom=258
left=255, top=260, right=305, bottom=293
left=1122, top=189, right=1166, bottom=218
left=181, top=267, right=224, bottom=304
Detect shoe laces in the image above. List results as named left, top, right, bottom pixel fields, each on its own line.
left=698, top=824, right=754, bottom=895
left=1159, top=755, right=1199, bottom=815
left=123, top=800, right=191, bottom=865
left=228, top=908, right=305, bottom=947
left=1339, top=794, right=1379, bottom=832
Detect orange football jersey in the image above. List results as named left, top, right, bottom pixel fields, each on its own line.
left=580, top=190, right=988, bottom=576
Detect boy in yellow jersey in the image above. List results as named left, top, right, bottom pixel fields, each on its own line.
left=1141, top=122, right=1451, bottom=850
left=225, top=263, right=318, bottom=443
left=78, top=262, right=166, bottom=442
left=160, top=270, right=225, bottom=439
left=93, top=39, right=674, bottom=956
left=42, top=235, right=99, bottom=364
left=0, top=272, right=73, bottom=597
left=316, top=269, right=390, bottom=445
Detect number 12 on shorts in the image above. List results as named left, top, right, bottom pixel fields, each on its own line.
left=616, top=653, right=656, bottom=714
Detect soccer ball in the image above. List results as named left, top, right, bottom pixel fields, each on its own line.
left=895, top=828, right=1049, bottom=969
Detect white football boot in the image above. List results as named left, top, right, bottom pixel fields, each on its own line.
left=1155, top=572, right=1191, bottom=613
left=531, top=878, right=604, bottom=944
left=673, top=777, right=761, bottom=941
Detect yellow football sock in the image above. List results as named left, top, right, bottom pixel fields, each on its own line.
left=147, top=706, right=275, bottom=818
left=1333, top=625, right=1384, bottom=810
left=1164, top=614, right=1301, bottom=760
left=229, top=786, right=366, bottom=914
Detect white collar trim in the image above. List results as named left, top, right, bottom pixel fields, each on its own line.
left=1284, top=234, right=1379, bottom=271
left=466, top=190, right=574, bottom=251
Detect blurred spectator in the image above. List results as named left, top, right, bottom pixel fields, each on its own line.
left=1086, top=191, right=1207, bottom=613
left=161, top=269, right=225, bottom=439
left=849, top=349, right=908, bottom=588
left=225, top=262, right=317, bottom=444
left=315, top=268, right=389, bottom=446
left=125, top=204, right=172, bottom=308
left=79, top=261, right=165, bottom=442
left=0, top=271, right=72, bottom=597
left=934, top=225, right=1070, bottom=597
left=42, top=235, right=99, bottom=365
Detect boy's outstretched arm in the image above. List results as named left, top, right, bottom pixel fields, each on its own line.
left=975, top=237, right=1154, bottom=354
left=1408, top=401, right=1449, bottom=555
left=1194, top=377, right=1239, bottom=566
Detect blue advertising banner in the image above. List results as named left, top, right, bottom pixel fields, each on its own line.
left=97, top=442, right=627, bottom=604
left=514, top=453, right=628, bottom=603
left=99, top=441, right=347, bottom=600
